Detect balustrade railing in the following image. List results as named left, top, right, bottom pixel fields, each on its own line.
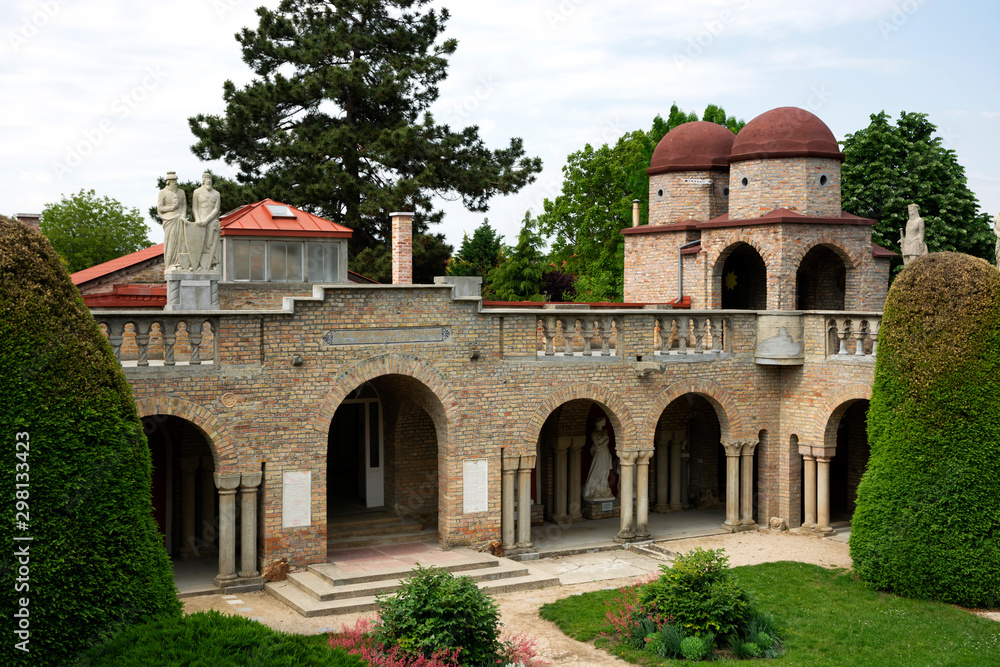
left=825, top=314, right=880, bottom=360
left=97, top=317, right=218, bottom=366
left=654, top=314, right=731, bottom=357
left=536, top=315, right=620, bottom=357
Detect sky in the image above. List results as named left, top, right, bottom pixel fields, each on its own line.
left=1, top=0, right=998, bottom=251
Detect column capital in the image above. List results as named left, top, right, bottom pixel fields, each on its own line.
left=553, top=437, right=572, bottom=452
left=816, top=456, right=832, bottom=464
left=502, top=452, right=520, bottom=471
left=618, top=450, right=638, bottom=464
left=214, top=472, right=242, bottom=492
left=636, top=450, right=654, bottom=465
left=569, top=435, right=587, bottom=451
left=240, top=471, right=262, bottom=489
left=722, top=441, right=745, bottom=457
left=741, top=440, right=758, bottom=456
left=519, top=455, right=536, bottom=470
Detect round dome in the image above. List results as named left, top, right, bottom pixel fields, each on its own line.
left=646, top=121, right=736, bottom=175
left=729, top=107, right=844, bottom=163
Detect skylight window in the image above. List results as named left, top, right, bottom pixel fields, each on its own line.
left=266, top=204, right=296, bottom=218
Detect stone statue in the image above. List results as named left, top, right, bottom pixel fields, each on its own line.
left=582, top=417, right=614, bottom=500
left=157, top=171, right=187, bottom=271
left=191, top=172, right=222, bottom=272
left=994, top=212, right=1000, bottom=268
left=899, top=203, right=928, bottom=266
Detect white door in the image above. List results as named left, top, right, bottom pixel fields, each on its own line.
left=364, top=400, right=384, bottom=507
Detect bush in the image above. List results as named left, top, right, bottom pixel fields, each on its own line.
left=640, top=548, right=752, bottom=638
left=850, top=252, right=1000, bottom=607
left=375, top=566, right=503, bottom=666
left=680, top=634, right=711, bottom=661
left=0, top=218, right=180, bottom=666
left=78, top=610, right=364, bottom=666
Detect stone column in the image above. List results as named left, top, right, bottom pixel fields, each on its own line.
left=201, top=456, right=216, bottom=551
left=568, top=436, right=585, bottom=521
left=179, top=457, right=199, bottom=558
left=635, top=450, right=653, bottom=540
left=670, top=434, right=683, bottom=511
left=516, top=456, right=535, bottom=549
left=501, top=455, right=518, bottom=549
left=740, top=441, right=757, bottom=527
left=213, top=473, right=241, bottom=587
left=615, top=451, right=638, bottom=543
left=801, top=453, right=817, bottom=529
left=816, top=456, right=833, bottom=535
left=553, top=437, right=571, bottom=523
left=654, top=433, right=670, bottom=513
left=722, top=442, right=743, bottom=531
left=239, top=471, right=262, bottom=579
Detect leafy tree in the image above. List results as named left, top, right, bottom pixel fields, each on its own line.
left=189, top=0, right=542, bottom=254
left=0, top=218, right=180, bottom=666
left=350, top=232, right=452, bottom=283
left=850, top=252, right=1000, bottom=608
left=841, top=111, right=994, bottom=265
left=536, top=104, right=744, bottom=301
left=447, top=218, right=504, bottom=278
left=488, top=213, right=545, bottom=301
left=40, top=189, right=152, bottom=273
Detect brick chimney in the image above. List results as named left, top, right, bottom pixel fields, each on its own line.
left=15, top=213, right=41, bottom=230
left=391, top=212, right=414, bottom=284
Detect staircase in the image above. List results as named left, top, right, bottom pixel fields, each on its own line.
left=325, top=511, right=437, bottom=550
left=266, top=548, right=559, bottom=617
left=626, top=540, right=678, bottom=562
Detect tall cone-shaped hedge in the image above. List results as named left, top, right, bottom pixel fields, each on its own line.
left=0, top=218, right=180, bottom=665
left=850, top=252, right=1000, bottom=607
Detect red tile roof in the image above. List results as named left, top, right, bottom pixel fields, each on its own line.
left=221, top=199, right=353, bottom=238
left=71, top=243, right=164, bottom=286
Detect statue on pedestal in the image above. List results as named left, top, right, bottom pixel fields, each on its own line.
left=157, top=172, right=187, bottom=271
left=582, top=418, right=614, bottom=500
left=192, top=172, right=222, bottom=272
left=899, top=203, right=928, bottom=266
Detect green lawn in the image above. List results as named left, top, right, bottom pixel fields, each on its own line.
left=540, top=561, right=1000, bottom=666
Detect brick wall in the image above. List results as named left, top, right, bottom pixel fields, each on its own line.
left=648, top=170, right=729, bottom=225
left=729, top=157, right=841, bottom=219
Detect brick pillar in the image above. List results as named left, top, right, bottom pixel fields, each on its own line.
left=391, top=212, right=414, bottom=284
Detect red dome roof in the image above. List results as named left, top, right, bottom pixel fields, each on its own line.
left=729, top=107, right=844, bottom=163
left=646, top=121, right=736, bottom=175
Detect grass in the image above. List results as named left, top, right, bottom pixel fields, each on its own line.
left=540, top=561, right=1000, bottom=666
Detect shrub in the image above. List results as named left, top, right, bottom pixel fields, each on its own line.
left=0, top=218, right=180, bottom=666
left=640, top=548, right=752, bottom=638
left=657, top=623, right=687, bottom=659
left=79, top=610, right=364, bottom=666
left=375, top=566, right=503, bottom=666
left=850, top=252, right=1000, bottom=607
left=680, top=635, right=709, bottom=661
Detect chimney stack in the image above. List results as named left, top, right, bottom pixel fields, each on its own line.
left=391, top=212, right=414, bottom=284
left=632, top=200, right=640, bottom=227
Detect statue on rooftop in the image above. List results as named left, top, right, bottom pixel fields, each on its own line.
left=582, top=417, right=614, bottom=500
left=899, top=203, right=928, bottom=266
left=191, top=172, right=222, bottom=272
left=156, top=171, right=187, bottom=271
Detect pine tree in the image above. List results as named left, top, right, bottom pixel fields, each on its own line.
left=447, top=219, right=504, bottom=278
left=488, top=214, right=545, bottom=301
left=189, top=0, right=542, bottom=254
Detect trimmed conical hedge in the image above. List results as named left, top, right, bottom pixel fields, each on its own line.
left=0, top=217, right=180, bottom=665
left=850, top=252, right=1000, bottom=607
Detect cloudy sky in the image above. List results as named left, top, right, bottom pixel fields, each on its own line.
left=1, top=0, right=997, bottom=250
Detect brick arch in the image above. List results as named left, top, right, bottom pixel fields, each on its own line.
left=803, top=382, right=872, bottom=447
left=710, top=237, right=775, bottom=277
left=524, top=383, right=636, bottom=456
left=135, top=396, right=236, bottom=470
left=787, top=236, right=861, bottom=271
left=640, top=378, right=747, bottom=447
left=313, top=354, right=459, bottom=446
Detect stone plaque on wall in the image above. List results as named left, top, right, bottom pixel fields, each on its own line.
left=463, top=459, right=488, bottom=514
left=322, top=327, right=451, bottom=346
left=282, top=470, right=311, bottom=528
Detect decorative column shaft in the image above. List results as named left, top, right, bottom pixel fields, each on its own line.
left=180, top=457, right=199, bottom=558
left=213, top=473, right=242, bottom=586
left=722, top=442, right=742, bottom=530
left=654, top=434, right=670, bottom=513
left=553, top=438, right=571, bottom=523
left=239, top=471, right=262, bottom=578
left=201, top=456, right=216, bottom=550
left=802, top=454, right=817, bottom=528
left=670, top=435, right=683, bottom=511
left=568, top=437, right=584, bottom=521
left=740, top=442, right=757, bottom=526
left=501, top=456, right=518, bottom=549
left=516, top=456, right=535, bottom=549
left=615, top=452, right=638, bottom=543
left=816, top=457, right=833, bottom=535
left=635, top=451, right=653, bottom=540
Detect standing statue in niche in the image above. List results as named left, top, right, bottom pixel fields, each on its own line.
left=157, top=171, right=187, bottom=270
left=192, top=172, right=222, bottom=272
left=899, top=203, right=928, bottom=266
left=582, top=417, right=614, bottom=500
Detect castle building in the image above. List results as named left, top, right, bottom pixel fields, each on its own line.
left=75, top=107, right=891, bottom=601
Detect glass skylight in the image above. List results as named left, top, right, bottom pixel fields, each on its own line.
left=266, top=204, right=296, bottom=218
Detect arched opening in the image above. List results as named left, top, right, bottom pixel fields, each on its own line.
left=829, top=400, right=870, bottom=520
left=796, top=245, right=846, bottom=310
left=142, top=415, right=217, bottom=561
left=654, top=394, right=727, bottom=513
left=327, top=376, right=444, bottom=547
left=720, top=243, right=767, bottom=310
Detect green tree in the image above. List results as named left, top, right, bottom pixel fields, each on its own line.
left=488, top=213, right=545, bottom=301
left=189, top=0, right=542, bottom=254
left=841, top=111, right=994, bottom=265
left=850, top=252, right=1000, bottom=607
left=536, top=104, right=744, bottom=301
left=447, top=218, right=504, bottom=278
left=40, top=189, right=152, bottom=273
left=0, top=218, right=180, bottom=665
left=350, top=232, right=452, bottom=283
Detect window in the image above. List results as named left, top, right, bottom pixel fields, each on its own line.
left=230, top=239, right=341, bottom=282
left=232, top=240, right=266, bottom=281
left=269, top=241, right=302, bottom=281
left=307, top=242, right=339, bottom=282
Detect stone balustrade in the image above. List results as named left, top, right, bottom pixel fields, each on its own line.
left=654, top=314, right=732, bottom=357
left=97, top=316, right=219, bottom=366
left=823, top=313, right=881, bottom=361
left=536, top=315, right=621, bottom=357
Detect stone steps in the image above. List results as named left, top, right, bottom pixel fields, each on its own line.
left=325, top=527, right=439, bottom=551
left=627, top=540, right=678, bottom=562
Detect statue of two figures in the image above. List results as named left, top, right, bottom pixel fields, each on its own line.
left=583, top=417, right=616, bottom=501
left=157, top=171, right=221, bottom=273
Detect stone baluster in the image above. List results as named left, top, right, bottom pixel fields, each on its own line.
left=599, top=317, right=614, bottom=356
left=553, top=437, right=571, bottom=523
left=516, top=456, right=535, bottom=549
left=722, top=442, right=743, bottom=531
left=239, top=471, right=262, bottom=579
left=563, top=318, right=574, bottom=356
left=135, top=321, right=151, bottom=366
left=501, top=454, right=518, bottom=549
left=568, top=436, right=585, bottom=521
left=836, top=319, right=851, bottom=355
left=869, top=318, right=880, bottom=358
left=213, top=472, right=242, bottom=587
left=163, top=319, right=177, bottom=366
left=634, top=450, right=653, bottom=540
left=854, top=320, right=868, bottom=356
left=188, top=320, right=204, bottom=365
left=654, top=432, right=670, bottom=513
left=653, top=317, right=662, bottom=353
left=201, top=456, right=216, bottom=551
left=542, top=317, right=556, bottom=356
left=615, top=451, right=638, bottom=543
left=677, top=317, right=689, bottom=354
left=582, top=320, right=593, bottom=356
left=740, top=441, right=757, bottom=527
left=179, top=457, right=199, bottom=558
left=693, top=317, right=705, bottom=353
left=106, top=320, right=125, bottom=361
